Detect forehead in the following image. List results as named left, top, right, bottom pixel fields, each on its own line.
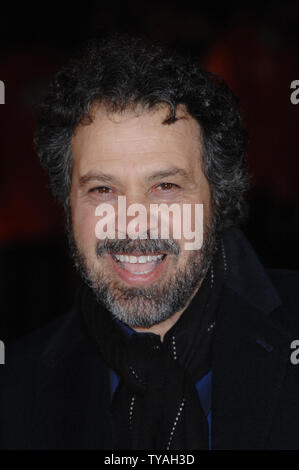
left=71, top=104, right=203, bottom=174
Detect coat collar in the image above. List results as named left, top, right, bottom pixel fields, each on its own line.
left=221, top=227, right=282, bottom=314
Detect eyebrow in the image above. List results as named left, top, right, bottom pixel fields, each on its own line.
left=79, top=166, right=191, bottom=187
left=145, top=167, right=191, bottom=183
left=79, top=171, right=119, bottom=187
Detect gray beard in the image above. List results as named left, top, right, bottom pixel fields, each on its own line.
left=67, top=217, right=218, bottom=328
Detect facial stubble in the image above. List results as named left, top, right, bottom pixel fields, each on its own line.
left=67, top=206, right=218, bottom=328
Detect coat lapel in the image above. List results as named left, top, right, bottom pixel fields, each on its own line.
left=212, top=228, right=292, bottom=449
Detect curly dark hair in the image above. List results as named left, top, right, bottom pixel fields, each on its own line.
left=34, top=34, right=250, bottom=232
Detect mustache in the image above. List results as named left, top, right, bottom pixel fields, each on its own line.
left=96, top=236, right=180, bottom=257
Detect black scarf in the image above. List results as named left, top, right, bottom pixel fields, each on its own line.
left=79, top=240, right=227, bottom=450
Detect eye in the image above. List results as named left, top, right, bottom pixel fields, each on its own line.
left=156, top=182, right=179, bottom=191
left=89, top=186, right=112, bottom=194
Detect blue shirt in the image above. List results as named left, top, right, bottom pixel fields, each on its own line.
left=109, top=318, right=212, bottom=449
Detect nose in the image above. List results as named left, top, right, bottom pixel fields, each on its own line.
left=115, top=191, right=153, bottom=239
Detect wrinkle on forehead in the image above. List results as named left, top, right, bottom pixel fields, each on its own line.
left=71, top=103, right=203, bottom=162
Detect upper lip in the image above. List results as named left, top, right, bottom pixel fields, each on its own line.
left=111, top=252, right=167, bottom=256
left=111, top=252, right=166, bottom=257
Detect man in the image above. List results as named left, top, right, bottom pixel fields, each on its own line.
left=1, top=35, right=299, bottom=450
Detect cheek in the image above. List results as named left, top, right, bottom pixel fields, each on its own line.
left=72, top=203, right=98, bottom=255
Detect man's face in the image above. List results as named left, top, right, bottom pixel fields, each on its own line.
left=70, top=104, right=216, bottom=327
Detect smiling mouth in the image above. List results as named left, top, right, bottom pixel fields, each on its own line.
left=111, top=253, right=167, bottom=274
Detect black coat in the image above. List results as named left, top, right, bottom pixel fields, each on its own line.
left=1, top=228, right=299, bottom=450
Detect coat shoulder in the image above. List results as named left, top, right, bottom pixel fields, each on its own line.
left=0, top=313, right=71, bottom=448
left=267, top=268, right=299, bottom=304
left=267, top=268, right=299, bottom=331
left=3, top=312, right=71, bottom=366
left=0, top=308, right=81, bottom=401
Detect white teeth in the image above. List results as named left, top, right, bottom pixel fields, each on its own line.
left=130, top=269, right=155, bottom=274
left=113, top=254, right=165, bottom=263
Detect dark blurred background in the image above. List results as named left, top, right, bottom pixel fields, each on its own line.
left=0, top=1, right=299, bottom=341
